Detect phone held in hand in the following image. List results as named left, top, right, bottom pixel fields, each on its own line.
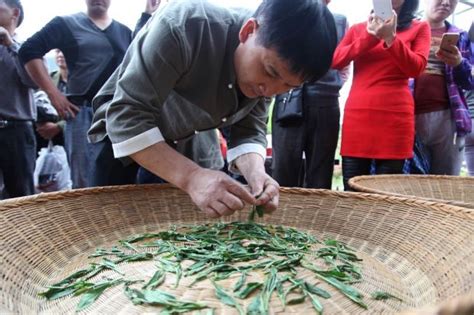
left=439, top=33, right=459, bottom=53
left=372, top=0, right=393, bottom=21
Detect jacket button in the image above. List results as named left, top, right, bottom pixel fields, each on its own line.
left=221, top=117, right=227, bottom=122
left=228, top=83, right=233, bottom=89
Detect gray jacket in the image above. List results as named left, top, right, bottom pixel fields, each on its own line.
left=88, top=0, right=267, bottom=165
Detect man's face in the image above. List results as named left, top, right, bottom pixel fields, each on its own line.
left=234, top=19, right=304, bottom=99
left=55, top=50, right=66, bottom=68
left=85, top=0, right=111, bottom=15
left=0, top=2, right=15, bottom=28
left=425, top=0, right=458, bottom=23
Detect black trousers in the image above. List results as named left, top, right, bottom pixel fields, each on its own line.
left=90, top=137, right=139, bottom=187
left=0, top=122, right=36, bottom=198
left=342, top=157, right=405, bottom=191
left=272, top=95, right=340, bottom=189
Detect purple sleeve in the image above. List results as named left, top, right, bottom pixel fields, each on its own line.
left=453, top=31, right=473, bottom=90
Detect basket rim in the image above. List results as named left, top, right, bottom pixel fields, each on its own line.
left=0, top=184, right=472, bottom=218
left=348, top=175, right=474, bottom=209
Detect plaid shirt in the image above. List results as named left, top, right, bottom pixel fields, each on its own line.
left=411, top=21, right=473, bottom=136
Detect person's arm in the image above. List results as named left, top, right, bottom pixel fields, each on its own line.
left=225, top=98, right=278, bottom=212
left=331, top=22, right=380, bottom=70
left=18, top=17, right=79, bottom=118
left=133, top=0, right=163, bottom=38
left=0, top=27, right=36, bottom=89
left=384, top=21, right=431, bottom=78
left=337, top=19, right=351, bottom=84
left=131, top=142, right=256, bottom=217
left=449, top=31, right=473, bottom=90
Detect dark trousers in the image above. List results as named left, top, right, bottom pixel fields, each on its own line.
left=272, top=95, right=340, bottom=189
left=342, top=157, right=405, bottom=191
left=90, top=137, right=139, bottom=187
left=0, top=122, right=36, bottom=198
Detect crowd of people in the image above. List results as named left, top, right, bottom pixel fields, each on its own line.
left=0, top=0, right=472, bottom=217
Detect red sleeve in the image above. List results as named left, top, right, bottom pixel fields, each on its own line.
left=384, top=22, right=431, bottom=78
left=331, top=23, right=380, bottom=70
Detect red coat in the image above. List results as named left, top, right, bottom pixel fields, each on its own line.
left=332, top=20, right=430, bottom=159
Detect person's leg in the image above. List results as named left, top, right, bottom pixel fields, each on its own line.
left=89, top=138, right=139, bottom=187
left=63, top=106, right=96, bottom=188
left=417, top=110, right=463, bottom=175
left=271, top=105, right=305, bottom=187
left=463, top=118, right=474, bottom=176
left=342, top=157, right=372, bottom=191
left=374, top=159, right=406, bottom=174
left=1, top=124, right=36, bottom=197
left=304, top=96, right=340, bottom=189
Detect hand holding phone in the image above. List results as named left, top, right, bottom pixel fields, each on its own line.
left=438, top=32, right=459, bottom=53
left=373, top=0, right=393, bottom=21
left=436, top=33, right=462, bottom=67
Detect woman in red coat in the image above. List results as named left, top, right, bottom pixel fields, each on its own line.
left=332, top=0, right=430, bottom=190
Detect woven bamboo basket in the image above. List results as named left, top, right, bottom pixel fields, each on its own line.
left=1, top=184, right=473, bottom=314
left=348, top=175, right=474, bottom=209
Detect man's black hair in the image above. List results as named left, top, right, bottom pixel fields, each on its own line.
left=2, top=0, right=24, bottom=27
left=253, top=0, right=337, bottom=83
left=397, top=0, right=419, bottom=30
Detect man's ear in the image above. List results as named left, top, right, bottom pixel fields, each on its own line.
left=238, top=18, right=259, bottom=43
left=11, top=7, right=20, bottom=24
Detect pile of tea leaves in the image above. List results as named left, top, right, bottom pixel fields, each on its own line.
left=40, top=220, right=371, bottom=314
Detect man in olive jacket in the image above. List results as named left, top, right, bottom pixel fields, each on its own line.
left=88, top=0, right=338, bottom=218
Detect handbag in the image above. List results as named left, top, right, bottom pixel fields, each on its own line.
left=274, top=86, right=304, bottom=127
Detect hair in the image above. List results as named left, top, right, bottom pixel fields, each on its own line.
left=1, top=0, right=24, bottom=27
left=397, top=0, right=419, bottom=30
left=252, top=0, right=338, bottom=83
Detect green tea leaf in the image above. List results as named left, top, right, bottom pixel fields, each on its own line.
left=303, top=282, right=331, bottom=299
left=307, top=292, right=323, bottom=315
left=212, top=281, right=244, bottom=315
left=235, top=282, right=262, bottom=299
left=143, top=270, right=166, bottom=290
left=76, top=279, right=123, bottom=311
left=233, top=272, right=247, bottom=292
left=371, top=291, right=403, bottom=302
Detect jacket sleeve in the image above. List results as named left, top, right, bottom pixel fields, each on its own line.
left=385, top=22, right=430, bottom=78
left=104, top=14, right=186, bottom=158
left=331, top=23, right=380, bottom=70
left=452, top=31, right=473, bottom=90
left=18, top=17, right=70, bottom=64
left=226, top=98, right=268, bottom=167
left=7, top=42, right=37, bottom=88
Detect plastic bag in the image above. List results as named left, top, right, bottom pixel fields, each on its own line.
left=34, top=90, right=60, bottom=123
left=34, top=141, right=72, bottom=192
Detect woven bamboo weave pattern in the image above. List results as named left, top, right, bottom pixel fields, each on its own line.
left=348, top=175, right=474, bottom=209
left=0, top=184, right=473, bottom=314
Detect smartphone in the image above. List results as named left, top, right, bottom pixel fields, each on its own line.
left=373, top=0, right=393, bottom=21
left=439, top=33, right=459, bottom=52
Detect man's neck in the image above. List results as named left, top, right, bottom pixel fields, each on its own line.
left=87, top=11, right=112, bottom=30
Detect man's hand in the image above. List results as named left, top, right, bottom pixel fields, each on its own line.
left=233, top=152, right=279, bottom=214
left=0, top=27, right=13, bottom=47
left=184, top=168, right=256, bottom=218
left=36, top=122, right=61, bottom=140
left=436, top=45, right=463, bottom=67
left=245, top=171, right=279, bottom=214
left=145, top=0, right=161, bottom=14
left=47, top=90, right=80, bottom=119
